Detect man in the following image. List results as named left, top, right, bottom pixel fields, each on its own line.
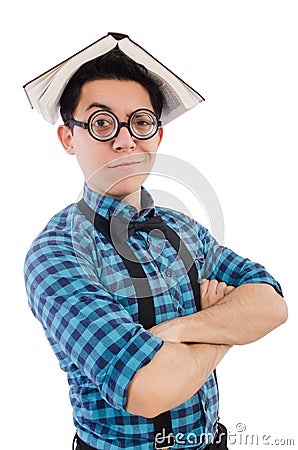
left=24, top=33, right=287, bottom=450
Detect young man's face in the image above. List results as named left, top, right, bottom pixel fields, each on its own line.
left=58, top=79, right=163, bottom=203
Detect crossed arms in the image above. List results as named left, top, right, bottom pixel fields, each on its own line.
left=126, top=281, right=287, bottom=418
left=25, top=219, right=288, bottom=420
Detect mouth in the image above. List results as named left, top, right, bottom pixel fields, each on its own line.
left=108, top=158, right=146, bottom=169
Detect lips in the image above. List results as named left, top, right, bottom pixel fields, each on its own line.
left=108, top=158, right=145, bottom=169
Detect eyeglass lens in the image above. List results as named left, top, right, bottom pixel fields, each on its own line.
left=89, top=110, right=158, bottom=141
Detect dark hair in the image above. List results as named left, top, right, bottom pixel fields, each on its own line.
left=59, top=47, right=163, bottom=125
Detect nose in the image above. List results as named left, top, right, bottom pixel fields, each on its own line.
left=112, top=125, right=136, bottom=152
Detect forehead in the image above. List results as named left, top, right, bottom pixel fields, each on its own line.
left=76, top=79, right=153, bottom=115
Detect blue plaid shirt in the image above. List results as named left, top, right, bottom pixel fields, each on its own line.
left=24, top=183, right=282, bottom=450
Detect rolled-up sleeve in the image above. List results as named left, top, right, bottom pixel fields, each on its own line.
left=24, top=228, right=163, bottom=411
left=198, top=225, right=283, bottom=296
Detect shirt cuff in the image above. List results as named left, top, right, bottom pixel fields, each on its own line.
left=238, top=267, right=283, bottom=297
left=100, top=328, right=163, bottom=410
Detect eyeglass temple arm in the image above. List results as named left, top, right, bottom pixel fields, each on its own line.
left=67, top=119, right=88, bottom=129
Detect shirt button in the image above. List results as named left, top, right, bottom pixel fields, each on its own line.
left=177, top=307, right=182, bottom=315
left=129, top=207, right=135, bottom=216
left=165, top=269, right=172, bottom=277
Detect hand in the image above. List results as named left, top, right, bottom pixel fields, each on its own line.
left=149, top=279, right=235, bottom=343
left=200, top=279, right=235, bottom=309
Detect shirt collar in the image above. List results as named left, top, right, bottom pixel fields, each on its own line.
left=82, top=183, right=156, bottom=221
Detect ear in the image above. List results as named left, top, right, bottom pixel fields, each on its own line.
left=57, top=125, right=75, bottom=155
left=157, top=126, right=163, bottom=146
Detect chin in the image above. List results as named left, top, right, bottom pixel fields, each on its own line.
left=87, top=171, right=149, bottom=200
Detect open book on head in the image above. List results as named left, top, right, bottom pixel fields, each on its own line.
left=23, top=32, right=205, bottom=126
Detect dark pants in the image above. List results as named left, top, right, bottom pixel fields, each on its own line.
left=74, top=423, right=229, bottom=450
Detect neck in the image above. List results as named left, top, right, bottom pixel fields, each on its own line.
left=87, top=181, right=142, bottom=212
left=113, top=189, right=142, bottom=212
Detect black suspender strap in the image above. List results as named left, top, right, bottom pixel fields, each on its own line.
left=77, top=199, right=203, bottom=449
left=162, top=225, right=201, bottom=312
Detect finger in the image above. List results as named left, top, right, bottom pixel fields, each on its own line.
left=224, top=285, right=235, bottom=295
left=216, top=281, right=227, bottom=298
left=200, top=279, right=209, bottom=298
left=208, top=279, right=219, bottom=298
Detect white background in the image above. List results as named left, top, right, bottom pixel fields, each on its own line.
left=1, top=1, right=297, bottom=448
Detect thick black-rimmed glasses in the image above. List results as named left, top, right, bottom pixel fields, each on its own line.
left=67, top=108, right=162, bottom=142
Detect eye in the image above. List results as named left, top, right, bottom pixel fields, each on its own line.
left=131, top=112, right=156, bottom=137
left=94, top=119, right=111, bottom=128
left=135, top=119, right=151, bottom=127
left=90, top=112, right=116, bottom=138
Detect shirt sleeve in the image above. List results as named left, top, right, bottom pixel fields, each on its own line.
left=24, top=227, right=163, bottom=411
left=197, top=225, right=283, bottom=296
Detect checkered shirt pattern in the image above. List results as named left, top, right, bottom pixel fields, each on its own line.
left=24, top=183, right=282, bottom=450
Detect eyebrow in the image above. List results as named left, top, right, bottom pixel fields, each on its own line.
left=86, top=102, right=112, bottom=112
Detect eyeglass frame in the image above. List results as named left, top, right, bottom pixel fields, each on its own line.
left=66, top=108, right=162, bottom=142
